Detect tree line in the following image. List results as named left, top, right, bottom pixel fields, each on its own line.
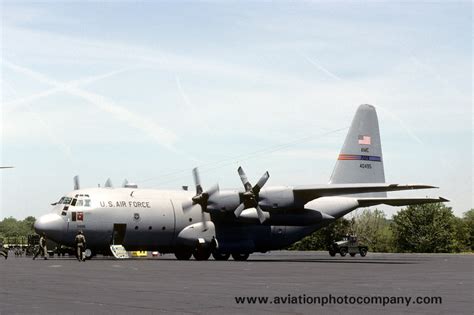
left=0, top=216, right=36, bottom=243
left=1, top=204, right=473, bottom=252
left=290, top=204, right=473, bottom=253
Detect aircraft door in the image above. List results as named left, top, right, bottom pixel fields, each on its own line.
left=112, top=224, right=127, bottom=245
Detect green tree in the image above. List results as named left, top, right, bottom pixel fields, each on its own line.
left=461, top=209, right=474, bottom=251
left=0, top=216, right=37, bottom=243
left=392, top=203, right=459, bottom=253
left=350, top=209, right=394, bottom=252
left=289, top=218, right=351, bottom=250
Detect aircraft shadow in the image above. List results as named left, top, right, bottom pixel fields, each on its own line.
left=244, top=258, right=418, bottom=265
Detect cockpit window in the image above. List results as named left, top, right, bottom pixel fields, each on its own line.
left=58, top=195, right=91, bottom=207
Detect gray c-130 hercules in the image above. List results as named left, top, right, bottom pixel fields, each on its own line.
left=34, top=104, right=448, bottom=261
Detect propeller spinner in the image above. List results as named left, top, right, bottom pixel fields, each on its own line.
left=182, top=168, right=219, bottom=228
left=234, top=166, right=270, bottom=223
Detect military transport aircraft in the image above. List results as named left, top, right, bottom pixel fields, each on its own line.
left=34, top=104, right=447, bottom=261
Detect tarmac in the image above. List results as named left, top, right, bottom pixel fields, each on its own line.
left=0, top=251, right=472, bottom=314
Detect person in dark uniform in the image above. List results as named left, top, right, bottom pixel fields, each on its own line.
left=33, top=233, right=48, bottom=260
left=0, top=239, right=8, bottom=260
left=75, top=230, right=86, bottom=262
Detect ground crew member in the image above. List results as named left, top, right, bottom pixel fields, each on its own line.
left=75, top=230, right=86, bottom=262
left=0, top=239, right=7, bottom=260
left=33, top=233, right=48, bottom=260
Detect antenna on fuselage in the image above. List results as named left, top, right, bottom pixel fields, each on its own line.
left=73, top=175, right=80, bottom=190
left=104, top=178, right=113, bottom=188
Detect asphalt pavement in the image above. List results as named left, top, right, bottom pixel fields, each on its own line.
left=0, top=251, right=472, bottom=314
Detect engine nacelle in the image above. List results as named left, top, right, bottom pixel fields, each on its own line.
left=176, top=222, right=216, bottom=247
left=207, top=190, right=241, bottom=212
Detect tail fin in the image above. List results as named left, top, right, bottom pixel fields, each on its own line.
left=330, top=104, right=386, bottom=189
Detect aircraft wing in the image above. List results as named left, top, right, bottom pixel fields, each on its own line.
left=293, top=183, right=438, bottom=204
left=356, top=196, right=449, bottom=207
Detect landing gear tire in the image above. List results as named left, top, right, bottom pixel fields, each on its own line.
left=193, top=248, right=211, bottom=261
left=212, top=252, right=230, bottom=261
left=84, top=249, right=94, bottom=260
left=359, top=248, right=367, bottom=257
left=339, top=248, right=347, bottom=257
left=350, top=253, right=356, bottom=257
left=175, top=248, right=193, bottom=260
left=329, top=250, right=336, bottom=257
left=232, top=253, right=250, bottom=261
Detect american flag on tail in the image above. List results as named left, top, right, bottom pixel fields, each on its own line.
left=358, top=135, right=371, bottom=145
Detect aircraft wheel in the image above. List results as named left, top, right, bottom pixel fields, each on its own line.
left=329, top=250, right=336, bottom=257
left=339, top=248, right=347, bottom=257
left=175, top=248, right=193, bottom=260
left=359, top=248, right=367, bottom=257
left=212, top=252, right=230, bottom=261
left=232, top=253, right=249, bottom=261
left=193, top=248, right=211, bottom=261
left=350, top=253, right=356, bottom=257
left=84, top=249, right=94, bottom=260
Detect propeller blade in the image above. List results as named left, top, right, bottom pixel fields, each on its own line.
left=201, top=212, right=208, bottom=230
left=255, top=205, right=267, bottom=224
left=205, top=184, right=220, bottom=197
left=73, top=175, right=80, bottom=190
left=192, top=167, right=203, bottom=195
left=104, top=178, right=113, bottom=188
left=237, top=167, right=252, bottom=192
left=253, top=171, right=269, bottom=193
left=234, top=203, right=246, bottom=218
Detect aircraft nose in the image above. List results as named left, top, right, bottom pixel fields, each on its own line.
left=34, top=213, right=65, bottom=242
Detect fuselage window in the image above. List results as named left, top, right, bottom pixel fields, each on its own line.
left=76, top=200, right=84, bottom=207
left=71, top=199, right=77, bottom=206
left=63, top=197, right=72, bottom=205
left=84, top=199, right=91, bottom=207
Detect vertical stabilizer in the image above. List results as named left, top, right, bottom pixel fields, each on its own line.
left=330, top=105, right=385, bottom=194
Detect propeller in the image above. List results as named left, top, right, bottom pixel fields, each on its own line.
left=182, top=168, right=219, bottom=211
left=73, top=175, right=80, bottom=190
left=182, top=168, right=219, bottom=229
left=234, top=166, right=270, bottom=223
left=104, top=178, right=113, bottom=188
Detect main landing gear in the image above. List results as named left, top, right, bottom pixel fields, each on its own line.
left=173, top=247, right=250, bottom=261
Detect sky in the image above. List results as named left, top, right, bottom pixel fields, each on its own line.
left=0, top=1, right=472, bottom=219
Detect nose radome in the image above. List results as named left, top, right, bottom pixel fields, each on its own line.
left=34, top=213, right=65, bottom=242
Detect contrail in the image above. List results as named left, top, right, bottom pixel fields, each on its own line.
left=4, top=67, right=136, bottom=112
left=3, top=61, right=179, bottom=151
left=2, top=79, right=75, bottom=163
left=174, top=74, right=213, bottom=136
left=174, top=75, right=194, bottom=110
left=376, top=105, right=423, bottom=145
left=300, top=52, right=424, bottom=145
left=299, top=52, right=343, bottom=82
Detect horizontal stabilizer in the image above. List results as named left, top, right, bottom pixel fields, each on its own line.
left=293, top=183, right=438, bottom=204
left=357, top=197, right=449, bottom=207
